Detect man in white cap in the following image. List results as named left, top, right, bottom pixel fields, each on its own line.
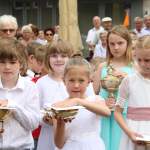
left=102, top=17, right=113, bottom=31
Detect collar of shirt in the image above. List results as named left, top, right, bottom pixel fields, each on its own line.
left=143, top=27, right=150, bottom=31
left=26, top=69, right=35, bottom=78
left=0, top=75, right=25, bottom=90
left=93, top=26, right=104, bottom=31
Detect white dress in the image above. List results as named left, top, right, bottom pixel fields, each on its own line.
left=116, top=72, right=150, bottom=150
left=36, top=75, right=68, bottom=150
left=59, top=96, right=105, bottom=150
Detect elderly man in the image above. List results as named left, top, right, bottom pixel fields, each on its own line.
left=143, top=15, right=150, bottom=36
left=0, top=15, right=18, bottom=38
left=133, top=16, right=144, bottom=37
left=86, top=16, right=104, bottom=61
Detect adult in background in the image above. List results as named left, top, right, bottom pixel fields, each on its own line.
left=20, top=25, right=33, bottom=47
left=93, top=31, right=108, bottom=58
left=44, top=27, right=55, bottom=45
left=133, top=16, right=144, bottom=37
left=86, top=16, right=104, bottom=61
left=143, top=15, right=150, bottom=35
left=102, top=17, right=113, bottom=32
left=0, top=14, right=18, bottom=38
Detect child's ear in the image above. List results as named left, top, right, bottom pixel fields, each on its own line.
left=28, top=55, right=35, bottom=63
left=28, top=55, right=34, bottom=60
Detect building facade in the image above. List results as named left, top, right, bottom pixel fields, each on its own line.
left=0, top=0, right=143, bottom=35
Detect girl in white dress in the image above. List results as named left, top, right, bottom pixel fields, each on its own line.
left=114, top=36, right=150, bottom=150
left=36, top=40, right=73, bottom=150
left=53, top=57, right=110, bottom=150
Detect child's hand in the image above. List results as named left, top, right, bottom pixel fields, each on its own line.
left=105, top=98, right=115, bottom=109
left=55, top=115, right=74, bottom=124
left=129, top=131, right=144, bottom=145
left=0, top=99, right=8, bottom=107
left=43, top=114, right=53, bottom=125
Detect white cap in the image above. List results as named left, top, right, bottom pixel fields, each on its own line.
left=102, top=17, right=112, bottom=22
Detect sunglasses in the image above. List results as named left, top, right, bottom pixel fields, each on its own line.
left=45, top=33, right=53, bottom=36
left=0, top=29, right=16, bottom=33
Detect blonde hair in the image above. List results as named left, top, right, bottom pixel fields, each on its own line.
left=64, top=57, right=92, bottom=78
left=107, top=25, right=132, bottom=65
left=135, top=35, right=150, bottom=50
left=45, top=40, right=73, bottom=71
left=71, top=50, right=83, bottom=58
left=21, top=25, right=32, bottom=33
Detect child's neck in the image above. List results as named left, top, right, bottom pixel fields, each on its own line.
left=1, top=76, right=18, bottom=89
left=110, top=57, right=127, bottom=68
left=69, top=94, right=87, bottom=99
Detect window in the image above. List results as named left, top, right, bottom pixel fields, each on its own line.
left=46, top=0, right=53, bottom=8
left=13, top=1, right=23, bottom=10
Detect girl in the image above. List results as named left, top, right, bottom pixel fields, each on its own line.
left=36, top=40, right=73, bottom=150
left=0, top=38, right=40, bottom=149
left=53, top=57, right=110, bottom=150
left=93, top=25, right=134, bottom=150
left=114, top=36, right=150, bottom=150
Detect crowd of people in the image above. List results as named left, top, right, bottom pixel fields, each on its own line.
left=0, top=13, right=149, bottom=150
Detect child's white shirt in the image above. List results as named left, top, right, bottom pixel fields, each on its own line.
left=25, top=69, right=35, bottom=81
left=0, top=75, right=40, bottom=149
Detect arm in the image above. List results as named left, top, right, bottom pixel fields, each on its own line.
left=114, top=77, right=141, bottom=142
left=114, top=106, right=132, bottom=137
left=53, top=117, right=66, bottom=149
left=86, top=30, right=96, bottom=50
left=52, top=96, right=110, bottom=117
left=8, top=84, right=40, bottom=131
left=77, top=95, right=111, bottom=117
left=114, top=106, right=138, bottom=142
left=92, top=63, right=104, bottom=94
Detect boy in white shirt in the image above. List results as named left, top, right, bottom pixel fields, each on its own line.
left=0, top=38, right=40, bottom=150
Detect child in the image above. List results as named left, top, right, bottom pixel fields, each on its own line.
left=53, top=57, right=111, bottom=150
left=71, top=50, right=96, bottom=97
left=36, top=40, right=73, bottom=150
left=0, top=38, right=40, bottom=149
left=93, top=25, right=134, bottom=150
left=27, top=45, right=47, bottom=150
left=114, top=36, right=150, bottom=150
left=26, top=42, right=46, bottom=80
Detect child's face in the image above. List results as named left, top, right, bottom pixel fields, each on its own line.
left=0, top=59, right=20, bottom=83
left=49, top=53, right=69, bottom=74
left=135, top=49, right=150, bottom=74
left=28, top=55, right=44, bottom=74
left=32, top=59, right=44, bottom=74
left=108, top=33, right=127, bottom=58
left=64, top=66, right=90, bottom=98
